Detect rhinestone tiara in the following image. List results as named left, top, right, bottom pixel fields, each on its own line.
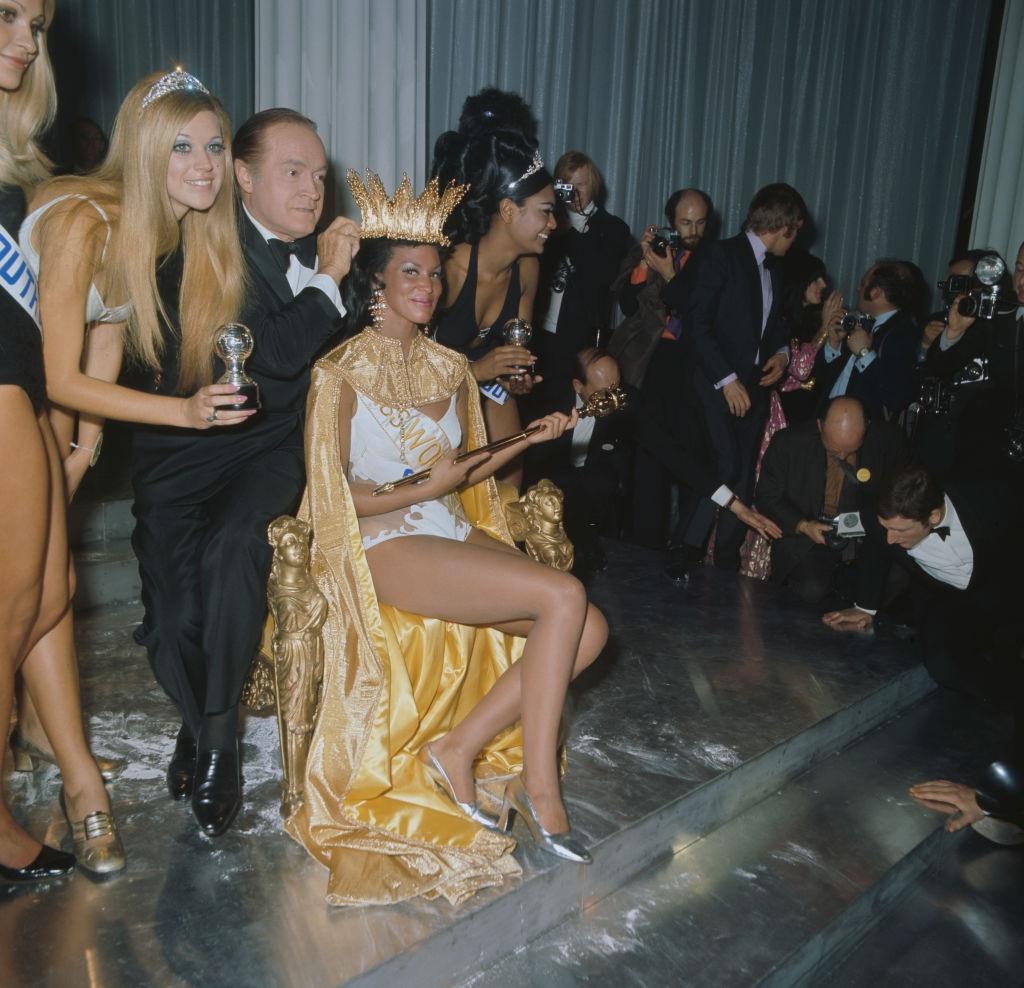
left=141, top=67, right=210, bottom=110
left=347, top=170, right=469, bottom=247
left=506, top=149, right=545, bottom=190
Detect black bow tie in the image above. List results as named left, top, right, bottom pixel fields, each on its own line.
left=932, top=525, right=951, bottom=540
left=267, top=234, right=317, bottom=272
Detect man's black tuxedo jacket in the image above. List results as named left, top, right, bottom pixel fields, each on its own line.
left=812, top=309, right=919, bottom=419
left=664, top=232, right=785, bottom=388
left=524, top=380, right=636, bottom=487
left=534, top=207, right=632, bottom=379
left=130, top=215, right=345, bottom=496
left=756, top=419, right=909, bottom=589
left=237, top=213, right=346, bottom=416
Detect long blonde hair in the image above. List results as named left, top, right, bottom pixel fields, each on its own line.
left=0, top=0, right=56, bottom=188
left=36, top=70, right=246, bottom=392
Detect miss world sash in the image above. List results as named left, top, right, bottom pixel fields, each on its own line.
left=0, top=220, right=39, bottom=327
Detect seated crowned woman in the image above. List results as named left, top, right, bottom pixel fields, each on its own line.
left=286, top=171, right=608, bottom=906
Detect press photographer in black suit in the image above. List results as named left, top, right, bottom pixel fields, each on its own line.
left=831, top=465, right=1024, bottom=836
left=523, top=348, right=632, bottom=572
left=826, top=465, right=1023, bottom=697
left=813, top=259, right=919, bottom=420
left=912, top=249, right=1019, bottom=480
left=756, top=397, right=908, bottom=608
left=665, top=183, right=807, bottom=574
left=135, top=107, right=358, bottom=836
left=533, top=152, right=631, bottom=399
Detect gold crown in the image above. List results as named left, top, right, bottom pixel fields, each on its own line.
left=347, top=170, right=468, bottom=247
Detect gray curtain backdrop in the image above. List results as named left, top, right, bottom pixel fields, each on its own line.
left=254, top=0, right=429, bottom=216
left=47, top=0, right=253, bottom=165
left=970, top=0, right=1024, bottom=265
left=429, top=0, right=992, bottom=302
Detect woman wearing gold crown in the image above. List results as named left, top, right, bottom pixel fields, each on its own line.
left=286, top=171, right=608, bottom=906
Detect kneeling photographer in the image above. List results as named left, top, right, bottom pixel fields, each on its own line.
left=756, top=397, right=909, bottom=609
left=911, top=248, right=1021, bottom=480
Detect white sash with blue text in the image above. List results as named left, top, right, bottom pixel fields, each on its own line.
left=0, top=221, right=39, bottom=328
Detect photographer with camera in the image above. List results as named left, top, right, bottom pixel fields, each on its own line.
left=813, top=260, right=920, bottom=420
left=532, top=151, right=631, bottom=403
left=756, top=397, right=908, bottom=608
left=912, top=249, right=1018, bottom=478
left=609, top=187, right=712, bottom=388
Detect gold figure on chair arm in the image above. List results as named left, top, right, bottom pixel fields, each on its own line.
left=243, top=515, right=328, bottom=818
left=505, top=479, right=575, bottom=572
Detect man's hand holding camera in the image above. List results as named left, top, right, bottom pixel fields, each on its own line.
left=795, top=519, right=833, bottom=545
left=845, top=324, right=872, bottom=357
left=640, top=225, right=676, bottom=283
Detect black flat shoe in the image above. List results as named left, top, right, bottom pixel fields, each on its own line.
left=0, top=844, right=76, bottom=883
left=167, top=727, right=197, bottom=801
left=191, top=742, right=241, bottom=837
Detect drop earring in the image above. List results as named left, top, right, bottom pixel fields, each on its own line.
left=370, top=287, right=387, bottom=329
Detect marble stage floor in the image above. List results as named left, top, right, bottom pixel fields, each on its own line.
left=1, top=540, right=928, bottom=988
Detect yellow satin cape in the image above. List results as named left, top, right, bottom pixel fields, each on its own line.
left=284, top=332, right=525, bottom=907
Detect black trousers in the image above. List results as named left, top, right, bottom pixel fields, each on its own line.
left=132, top=443, right=304, bottom=736
left=678, top=372, right=767, bottom=568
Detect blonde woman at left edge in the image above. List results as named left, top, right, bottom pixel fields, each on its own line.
left=0, top=0, right=85, bottom=883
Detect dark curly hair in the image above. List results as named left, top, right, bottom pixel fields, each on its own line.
left=457, top=87, right=539, bottom=146
left=340, top=238, right=447, bottom=334
left=431, top=127, right=551, bottom=244
left=779, top=248, right=828, bottom=343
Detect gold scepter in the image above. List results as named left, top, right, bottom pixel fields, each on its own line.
left=371, top=386, right=629, bottom=496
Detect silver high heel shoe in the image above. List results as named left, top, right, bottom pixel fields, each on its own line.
left=419, top=745, right=498, bottom=829
left=10, top=728, right=126, bottom=783
left=497, top=775, right=591, bottom=864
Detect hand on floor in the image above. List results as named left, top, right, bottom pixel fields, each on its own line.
left=909, top=779, right=985, bottom=832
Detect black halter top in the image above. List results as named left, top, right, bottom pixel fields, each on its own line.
left=434, top=241, right=521, bottom=357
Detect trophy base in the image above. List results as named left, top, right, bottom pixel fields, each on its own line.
left=224, top=382, right=261, bottom=411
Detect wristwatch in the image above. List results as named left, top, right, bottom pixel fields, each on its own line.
left=857, top=346, right=871, bottom=359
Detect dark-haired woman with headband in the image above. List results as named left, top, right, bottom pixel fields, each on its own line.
left=431, top=125, right=556, bottom=472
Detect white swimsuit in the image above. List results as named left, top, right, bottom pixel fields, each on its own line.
left=20, top=194, right=132, bottom=325
left=349, top=392, right=472, bottom=550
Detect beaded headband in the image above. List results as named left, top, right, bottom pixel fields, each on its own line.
left=141, top=67, right=210, bottom=110
left=347, top=170, right=469, bottom=247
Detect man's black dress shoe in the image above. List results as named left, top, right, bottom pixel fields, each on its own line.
left=663, top=545, right=702, bottom=585
left=0, top=844, right=75, bottom=882
left=167, top=727, right=197, bottom=801
left=191, top=742, right=241, bottom=837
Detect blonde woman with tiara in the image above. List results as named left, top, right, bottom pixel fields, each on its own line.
left=0, top=0, right=85, bottom=883
left=13, top=68, right=249, bottom=866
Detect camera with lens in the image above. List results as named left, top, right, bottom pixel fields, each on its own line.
left=918, top=377, right=952, bottom=415
left=839, top=311, right=875, bottom=335
left=956, top=252, right=1015, bottom=320
left=649, top=226, right=682, bottom=258
left=937, top=273, right=973, bottom=308
left=817, top=510, right=866, bottom=550
left=553, top=181, right=576, bottom=205
left=550, top=255, right=576, bottom=294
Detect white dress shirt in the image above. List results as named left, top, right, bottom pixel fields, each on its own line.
left=907, top=495, right=974, bottom=590
left=243, top=205, right=345, bottom=316
left=571, top=393, right=597, bottom=467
